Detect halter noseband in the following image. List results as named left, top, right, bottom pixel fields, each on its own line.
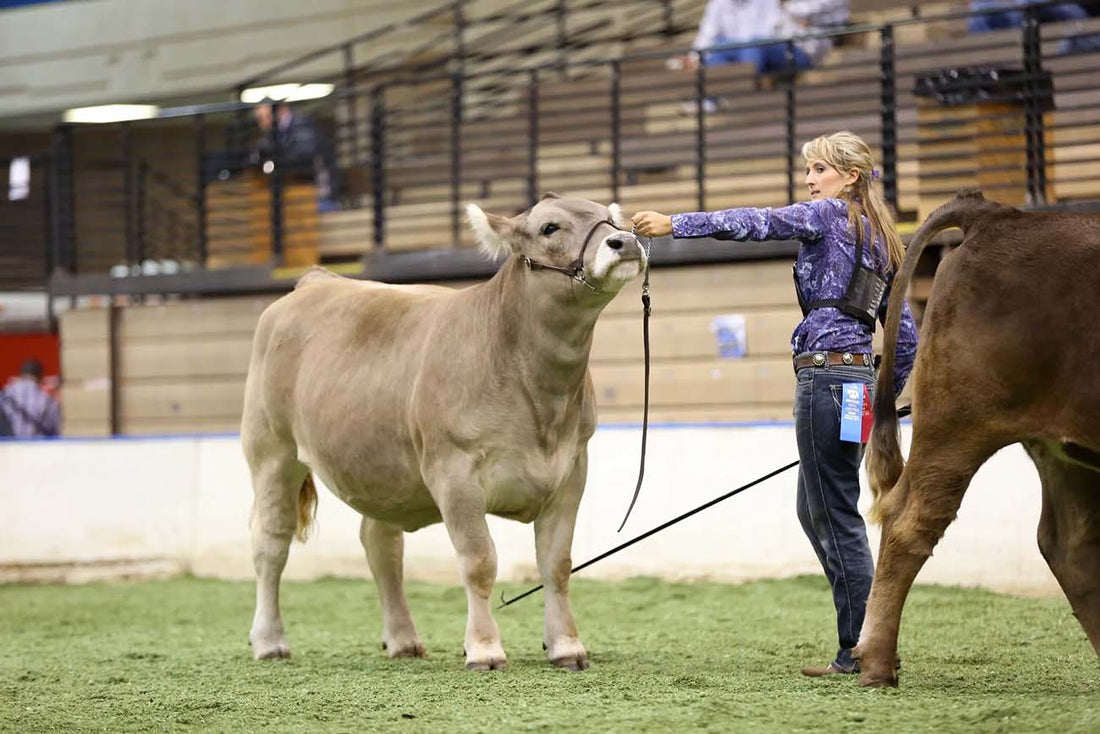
left=520, top=218, right=625, bottom=292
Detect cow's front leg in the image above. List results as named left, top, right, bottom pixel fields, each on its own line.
left=438, top=489, right=507, bottom=671
left=534, top=453, right=589, bottom=671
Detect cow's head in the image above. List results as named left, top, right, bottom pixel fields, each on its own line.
left=466, top=194, right=646, bottom=294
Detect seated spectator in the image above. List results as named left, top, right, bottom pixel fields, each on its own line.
left=253, top=100, right=339, bottom=212
left=969, top=1, right=1093, bottom=54
left=969, top=0, right=1086, bottom=32
left=672, top=0, right=849, bottom=77
left=779, top=0, right=851, bottom=66
left=0, top=359, right=60, bottom=438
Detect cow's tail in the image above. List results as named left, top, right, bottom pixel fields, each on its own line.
left=867, top=190, right=1005, bottom=524
left=295, top=474, right=318, bottom=542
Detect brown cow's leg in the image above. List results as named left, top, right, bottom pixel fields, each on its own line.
left=437, top=490, right=507, bottom=671
left=360, top=517, right=426, bottom=659
left=1030, top=440, right=1100, bottom=655
left=534, top=453, right=589, bottom=671
left=856, top=436, right=997, bottom=687
left=245, top=445, right=308, bottom=660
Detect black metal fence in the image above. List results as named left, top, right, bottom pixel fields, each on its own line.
left=40, top=1, right=1100, bottom=295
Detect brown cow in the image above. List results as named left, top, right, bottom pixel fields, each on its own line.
left=241, top=195, right=644, bottom=671
left=856, top=190, right=1100, bottom=686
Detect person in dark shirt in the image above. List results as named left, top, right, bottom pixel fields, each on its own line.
left=254, top=100, right=339, bottom=211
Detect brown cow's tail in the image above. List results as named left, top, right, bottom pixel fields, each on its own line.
left=295, top=474, right=318, bottom=542
left=867, top=190, right=1006, bottom=524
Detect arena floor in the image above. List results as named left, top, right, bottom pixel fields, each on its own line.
left=2, top=575, right=1097, bottom=732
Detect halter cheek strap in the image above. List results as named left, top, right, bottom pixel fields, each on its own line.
left=521, top=218, right=623, bottom=291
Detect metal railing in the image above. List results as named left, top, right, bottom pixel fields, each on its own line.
left=39, top=1, right=1100, bottom=296
left=235, top=0, right=696, bottom=92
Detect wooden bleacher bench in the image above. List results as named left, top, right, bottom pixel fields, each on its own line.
left=204, top=172, right=319, bottom=268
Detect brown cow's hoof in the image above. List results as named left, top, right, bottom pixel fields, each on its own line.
left=550, top=654, right=589, bottom=671
left=859, top=670, right=899, bottom=688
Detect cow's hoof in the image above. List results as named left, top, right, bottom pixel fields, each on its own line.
left=550, top=654, right=589, bottom=671
left=249, top=629, right=291, bottom=660
left=465, top=658, right=507, bottom=671
left=251, top=640, right=291, bottom=660
left=386, top=641, right=427, bottom=659
left=859, top=670, right=899, bottom=688
left=547, top=638, right=588, bottom=671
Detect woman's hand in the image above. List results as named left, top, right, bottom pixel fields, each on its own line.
left=631, top=211, right=673, bottom=238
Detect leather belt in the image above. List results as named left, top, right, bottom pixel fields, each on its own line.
left=793, top=351, right=873, bottom=372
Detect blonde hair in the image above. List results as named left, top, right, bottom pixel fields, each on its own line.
left=801, top=131, right=905, bottom=273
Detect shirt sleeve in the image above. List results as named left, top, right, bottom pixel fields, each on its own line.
left=693, top=0, right=724, bottom=50
left=670, top=200, right=832, bottom=243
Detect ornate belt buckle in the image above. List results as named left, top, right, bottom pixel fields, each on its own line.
left=812, top=353, right=826, bottom=367
left=842, top=352, right=854, bottom=365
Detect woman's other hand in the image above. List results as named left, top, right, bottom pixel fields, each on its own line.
left=631, top=211, right=673, bottom=238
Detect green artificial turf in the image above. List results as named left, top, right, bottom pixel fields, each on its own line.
left=1, top=575, right=1096, bottom=733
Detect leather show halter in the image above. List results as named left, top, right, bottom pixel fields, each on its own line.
left=520, top=218, right=625, bottom=292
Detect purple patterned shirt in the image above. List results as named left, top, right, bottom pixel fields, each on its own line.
left=671, top=198, right=918, bottom=395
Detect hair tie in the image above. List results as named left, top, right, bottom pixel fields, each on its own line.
left=871, top=168, right=881, bottom=180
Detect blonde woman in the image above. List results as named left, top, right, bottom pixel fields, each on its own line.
left=633, top=131, right=918, bottom=677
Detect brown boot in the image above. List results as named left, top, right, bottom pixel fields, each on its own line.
left=801, top=662, right=859, bottom=677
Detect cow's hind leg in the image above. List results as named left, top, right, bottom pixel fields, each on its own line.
left=1029, top=440, right=1100, bottom=654
left=360, top=517, right=426, bottom=658
left=856, top=430, right=1000, bottom=687
left=535, top=453, right=588, bottom=670
left=246, top=439, right=308, bottom=660
left=435, top=486, right=506, bottom=671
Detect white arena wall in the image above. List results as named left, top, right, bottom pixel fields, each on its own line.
left=0, top=423, right=1059, bottom=595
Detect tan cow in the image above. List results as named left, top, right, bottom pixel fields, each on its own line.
left=858, top=190, right=1100, bottom=687
left=241, top=195, right=645, bottom=670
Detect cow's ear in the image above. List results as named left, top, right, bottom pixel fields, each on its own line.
left=608, top=202, right=631, bottom=230
left=540, top=191, right=562, bottom=200
left=466, top=203, right=514, bottom=259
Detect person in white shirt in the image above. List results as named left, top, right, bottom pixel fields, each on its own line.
left=672, top=0, right=849, bottom=75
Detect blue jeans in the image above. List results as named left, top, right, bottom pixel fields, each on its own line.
left=968, top=1, right=1087, bottom=33
left=793, top=359, right=876, bottom=671
left=705, top=38, right=813, bottom=75
left=969, top=1, right=1091, bottom=54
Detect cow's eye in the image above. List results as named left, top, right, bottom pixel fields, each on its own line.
left=541, top=223, right=559, bottom=236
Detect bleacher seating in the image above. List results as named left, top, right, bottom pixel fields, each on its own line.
left=29, top=0, right=1099, bottom=434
